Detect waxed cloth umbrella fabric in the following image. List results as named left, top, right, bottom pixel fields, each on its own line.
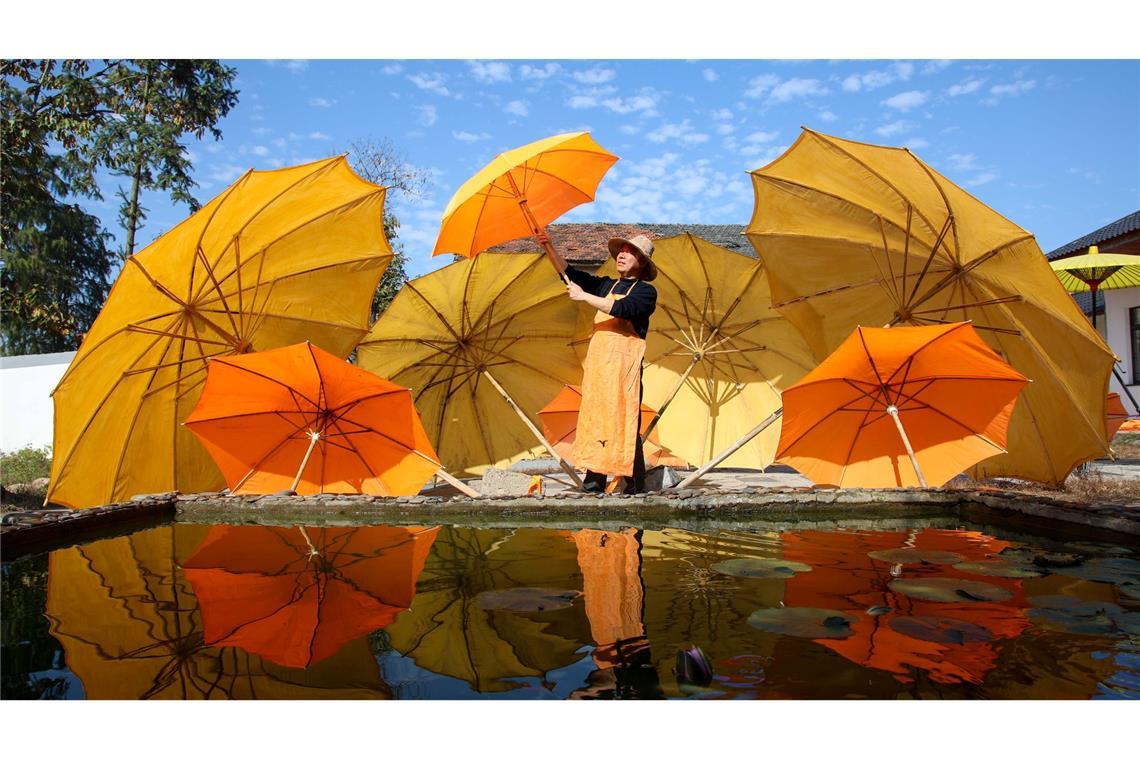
left=433, top=132, right=618, bottom=258
left=749, top=128, right=1114, bottom=485
left=47, top=157, right=393, bottom=508
left=577, top=234, right=816, bottom=469
left=356, top=252, right=582, bottom=477
left=777, top=322, right=1029, bottom=488
left=46, top=525, right=393, bottom=699
left=184, top=342, right=440, bottom=496
left=1106, top=392, right=1129, bottom=442
left=539, top=384, right=687, bottom=469
left=1050, top=247, right=1140, bottom=294
left=183, top=525, right=438, bottom=669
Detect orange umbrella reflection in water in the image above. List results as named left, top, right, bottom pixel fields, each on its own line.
left=46, top=525, right=394, bottom=699
left=183, top=525, right=438, bottom=669
left=779, top=528, right=1029, bottom=685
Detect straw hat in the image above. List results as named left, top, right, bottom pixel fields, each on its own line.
left=607, top=234, right=657, bottom=282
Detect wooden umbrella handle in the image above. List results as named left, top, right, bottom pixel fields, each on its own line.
left=887, top=405, right=927, bottom=487
left=503, top=171, right=571, bottom=285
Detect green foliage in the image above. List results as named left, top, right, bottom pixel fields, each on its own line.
left=0, top=446, right=52, bottom=487
left=0, top=59, right=239, bottom=355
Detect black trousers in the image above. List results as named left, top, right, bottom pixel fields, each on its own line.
left=584, top=366, right=646, bottom=491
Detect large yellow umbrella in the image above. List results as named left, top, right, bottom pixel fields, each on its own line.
left=576, top=234, right=816, bottom=476
left=432, top=131, right=618, bottom=279
left=747, top=128, right=1115, bottom=485
left=356, top=252, right=583, bottom=482
left=47, top=157, right=393, bottom=508
left=45, top=525, right=393, bottom=699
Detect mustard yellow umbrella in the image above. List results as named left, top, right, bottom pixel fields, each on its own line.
left=576, top=234, right=816, bottom=473
left=45, top=525, right=393, bottom=699
left=747, top=128, right=1115, bottom=485
left=356, top=252, right=583, bottom=481
left=47, top=157, right=393, bottom=508
left=432, top=131, right=618, bottom=277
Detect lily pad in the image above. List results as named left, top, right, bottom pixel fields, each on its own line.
left=868, top=548, right=965, bottom=565
left=1051, top=557, right=1140, bottom=585
left=889, top=578, right=1013, bottom=603
left=888, top=615, right=994, bottom=645
left=866, top=605, right=892, bottom=617
left=953, top=560, right=1045, bottom=578
left=475, top=587, right=582, bottom=612
left=1027, top=595, right=1131, bottom=637
left=747, top=608, right=858, bottom=639
left=711, top=558, right=812, bottom=580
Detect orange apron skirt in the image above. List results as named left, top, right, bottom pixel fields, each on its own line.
left=572, top=283, right=646, bottom=477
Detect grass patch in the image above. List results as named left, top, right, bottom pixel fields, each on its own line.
left=1110, top=433, right=1140, bottom=460
left=1, top=446, right=52, bottom=487
left=1061, top=470, right=1140, bottom=504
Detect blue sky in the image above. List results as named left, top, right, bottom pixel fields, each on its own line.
left=86, top=59, right=1139, bottom=279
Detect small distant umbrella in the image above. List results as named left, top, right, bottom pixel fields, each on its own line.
left=1106, top=392, right=1129, bottom=442
left=433, top=131, right=618, bottom=281
left=183, top=525, right=438, bottom=669
left=185, top=342, right=475, bottom=496
left=777, top=322, right=1028, bottom=488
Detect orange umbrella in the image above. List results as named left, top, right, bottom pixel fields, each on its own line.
left=780, top=528, right=1029, bottom=686
left=777, top=322, right=1028, bottom=488
left=1106, top=392, right=1129, bottom=442
left=183, top=525, right=438, bottom=669
left=539, top=385, right=688, bottom=471
left=432, top=132, right=618, bottom=279
left=185, top=341, right=469, bottom=496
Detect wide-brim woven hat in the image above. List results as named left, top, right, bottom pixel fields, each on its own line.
left=607, top=234, right=657, bottom=282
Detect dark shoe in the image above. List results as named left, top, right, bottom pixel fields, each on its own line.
left=621, top=479, right=645, bottom=495
left=582, top=476, right=606, bottom=493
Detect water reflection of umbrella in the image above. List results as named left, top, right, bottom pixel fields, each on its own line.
left=539, top=385, right=687, bottom=470
left=779, top=528, right=1029, bottom=685
left=48, top=158, right=394, bottom=508
left=357, top=253, right=584, bottom=483
left=776, top=322, right=1028, bottom=488
left=182, top=525, right=438, bottom=669
left=383, top=527, right=593, bottom=693
left=45, top=525, right=393, bottom=699
left=749, top=128, right=1114, bottom=485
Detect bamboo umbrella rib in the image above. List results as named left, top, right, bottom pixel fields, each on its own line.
left=126, top=256, right=190, bottom=308
left=208, top=360, right=322, bottom=410
left=878, top=214, right=903, bottom=305
left=835, top=404, right=880, bottom=486
left=905, top=235, right=1034, bottom=314
left=906, top=216, right=955, bottom=307
left=910, top=154, right=962, bottom=258
left=193, top=246, right=242, bottom=340
left=124, top=324, right=233, bottom=349
left=186, top=168, right=254, bottom=303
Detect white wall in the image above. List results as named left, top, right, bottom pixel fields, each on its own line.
left=1103, top=287, right=1140, bottom=413
left=0, top=351, right=75, bottom=452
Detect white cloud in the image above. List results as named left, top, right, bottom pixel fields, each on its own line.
left=819, top=110, right=838, bottom=122
left=415, top=104, right=438, bottom=126
left=744, top=74, right=780, bottom=98
left=768, top=78, right=828, bottom=103
left=841, top=62, right=914, bottom=92
left=307, top=131, right=331, bottom=140
left=452, top=130, right=491, bottom=142
left=251, top=145, right=270, bottom=157
left=567, top=86, right=659, bottom=117
left=990, top=79, right=1036, bottom=97
left=902, top=138, right=929, bottom=150
left=251, top=127, right=272, bottom=136
left=519, top=63, right=562, bottom=80
left=381, top=63, right=403, bottom=76
left=592, top=154, right=747, bottom=222
left=703, top=68, right=718, bottom=82
left=308, top=97, right=335, bottom=108
left=744, top=130, right=779, bottom=144
left=948, top=79, right=983, bottom=96
left=618, top=124, right=641, bottom=135
left=407, top=72, right=452, bottom=97
left=882, top=90, right=929, bottom=111
left=504, top=100, right=529, bottom=117
left=875, top=120, right=913, bottom=137
left=467, top=60, right=511, bottom=83
left=716, top=123, right=735, bottom=135
left=947, top=153, right=978, bottom=171
left=963, top=172, right=999, bottom=187
left=922, top=60, right=953, bottom=75
left=266, top=59, right=308, bottom=73
left=710, top=108, right=733, bottom=121
left=573, top=65, right=617, bottom=84
left=646, top=119, right=709, bottom=144
left=208, top=164, right=246, bottom=184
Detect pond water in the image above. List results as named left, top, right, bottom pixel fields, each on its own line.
left=3, top=520, right=1138, bottom=700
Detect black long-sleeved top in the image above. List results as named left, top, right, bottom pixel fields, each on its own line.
left=564, top=265, right=657, bottom=340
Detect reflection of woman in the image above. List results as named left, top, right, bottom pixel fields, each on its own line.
left=554, top=234, right=658, bottom=494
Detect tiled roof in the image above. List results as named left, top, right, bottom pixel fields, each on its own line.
left=1046, top=209, right=1140, bottom=261
left=486, top=223, right=750, bottom=263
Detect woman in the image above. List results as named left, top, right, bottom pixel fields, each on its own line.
left=560, top=234, right=658, bottom=494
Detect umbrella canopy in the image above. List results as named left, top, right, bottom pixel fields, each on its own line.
left=749, top=128, right=1115, bottom=485
left=1051, top=245, right=1140, bottom=295
left=185, top=342, right=441, bottom=496
left=356, top=252, right=582, bottom=477
left=47, top=157, right=393, bottom=508
left=1106, top=392, right=1129, bottom=442
left=382, top=526, right=593, bottom=693
left=777, top=322, right=1028, bottom=488
left=577, top=234, right=816, bottom=470
left=432, top=131, right=618, bottom=260
left=183, top=525, right=438, bottom=669
left=46, top=525, right=393, bottom=699
left=539, top=385, right=687, bottom=469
